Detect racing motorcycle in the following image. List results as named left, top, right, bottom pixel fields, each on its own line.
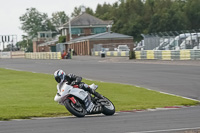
left=54, top=82, right=115, bottom=117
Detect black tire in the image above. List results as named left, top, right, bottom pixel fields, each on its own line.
left=64, top=98, right=86, bottom=117
left=102, top=97, right=115, bottom=116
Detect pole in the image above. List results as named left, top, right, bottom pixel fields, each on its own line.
left=3, top=42, right=4, bottom=51
left=69, top=18, right=72, bottom=41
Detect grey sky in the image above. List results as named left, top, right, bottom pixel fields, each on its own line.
left=0, top=0, right=117, bottom=43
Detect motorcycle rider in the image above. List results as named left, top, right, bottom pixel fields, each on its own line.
left=54, top=69, right=104, bottom=99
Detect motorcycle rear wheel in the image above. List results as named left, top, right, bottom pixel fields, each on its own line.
left=102, top=97, right=115, bottom=116
left=64, top=98, right=86, bottom=117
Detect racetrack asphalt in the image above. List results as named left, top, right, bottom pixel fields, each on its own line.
left=0, top=106, right=200, bottom=133
left=0, top=56, right=200, bottom=133
left=0, top=56, right=200, bottom=100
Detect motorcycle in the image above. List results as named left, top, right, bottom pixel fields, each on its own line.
left=54, top=82, right=115, bottom=117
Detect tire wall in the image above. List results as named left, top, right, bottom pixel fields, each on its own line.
left=92, top=51, right=129, bottom=57
left=25, top=52, right=61, bottom=59
left=135, top=50, right=200, bottom=60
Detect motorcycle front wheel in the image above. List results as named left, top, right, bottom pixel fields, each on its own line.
left=102, top=97, right=115, bottom=116
left=64, top=98, right=86, bottom=117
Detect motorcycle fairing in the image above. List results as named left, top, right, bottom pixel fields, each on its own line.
left=60, top=83, right=88, bottom=101
left=84, top=95, right=95, bottom=112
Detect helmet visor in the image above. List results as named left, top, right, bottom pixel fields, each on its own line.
left=55, top=76, right=61, bottom=83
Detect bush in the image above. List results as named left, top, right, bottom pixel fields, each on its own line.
left=129, top=51, right=135, bottom=59
left=58, top=36, right=66, bottom=43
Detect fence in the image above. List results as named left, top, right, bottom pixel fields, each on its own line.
left=25, top=52, right=61, bottom=59
left=135, top=50, right=200, bottom=60
left=138, top=30, right=200, bottom=50
left=0, top=51, right=25, bottom=59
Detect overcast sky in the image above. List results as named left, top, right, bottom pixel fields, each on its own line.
left=0, top=0, right=117, bottom=43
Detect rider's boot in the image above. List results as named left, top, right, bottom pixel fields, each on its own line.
left=92, top=91, right=104, bottom=99
left=89, top=84, right=104, bottom=99
left=80, top=83, right=104, bottom=99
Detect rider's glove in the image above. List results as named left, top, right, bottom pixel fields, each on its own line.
left=71, top=81, right=76, bottom=85
left=75, top=77, right=82, bottom=84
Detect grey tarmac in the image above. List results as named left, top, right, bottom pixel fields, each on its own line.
left=0, top=56, right=200, bottom=133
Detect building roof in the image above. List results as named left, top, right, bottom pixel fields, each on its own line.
left=63, top=13, right=113, bottom=28
left=37, top=32, right=133, bottom=46
left=38, top=39, right=58, bottom=46
left=67, top=32, right=133, bottom=44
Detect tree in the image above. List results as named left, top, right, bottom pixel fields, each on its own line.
left=71, top=6, right=94, bottom=17
left=147, top=0, right=187, bottom=33
left=16, top=35, right=33, bottom=52
left=95, top=3, right=114, bottom=20
left=19, top=8, right=56, bottom=39
left=86, top=7, right=94, bottom=16
left=111, top=0, right=145, bottom=41
left=19, top=1, right=200, bottom=43
left=71, top=7, right=81, bottom=17
left=184, top=0, right=200, bottom=29
left=51, top=11, right=69, bottom=28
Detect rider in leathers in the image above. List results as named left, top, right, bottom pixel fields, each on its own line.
left=54, top=69, right=104, bottom=113
left=54, top=69, right=104, bottom=99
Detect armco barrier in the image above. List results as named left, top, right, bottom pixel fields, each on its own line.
left=11, top=51, right=25, bottom=58
left=0, top=51, right=25, bottom=59
left=0, top=52, right=11, bottom=58
left=25, top=52, right=61, bottom=59
left=92, top=51, right=129, bottom=57
left=135, top=50, right=200, bottom=60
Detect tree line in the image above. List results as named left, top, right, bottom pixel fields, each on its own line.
left=17, top=0, right=200, bottom=51
left=95, top=0, right=200, bottom=41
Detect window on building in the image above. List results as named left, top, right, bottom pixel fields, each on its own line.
left=40, top=33, right=45, bottom=38
left=71, top=28, right=83, bottom=35
left=80, top=28, right=84, bottom=34
left=91, top=27, right=106, bottom=34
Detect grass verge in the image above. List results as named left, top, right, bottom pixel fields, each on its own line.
left=0, top=68, right=199, bottom=120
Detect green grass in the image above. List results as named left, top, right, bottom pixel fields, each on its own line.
left=0, top=68, right=199, bottom=120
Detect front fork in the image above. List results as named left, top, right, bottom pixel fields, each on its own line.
left=68, top=96, right=76, bottom=104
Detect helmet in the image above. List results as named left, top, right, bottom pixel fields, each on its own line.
left=54, top=69, right=66, bottom=83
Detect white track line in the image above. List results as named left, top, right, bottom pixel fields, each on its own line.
left=127, top=127, right=200, bottom=133
left=4, top=68, right=200, bottom=102
left=5, top=68, right=23, bottom=71
left=5, top=67, right=50, bottom=75
left=159, top=91, right=200, bottom=102
left=137, top=85, right=200, bottom=102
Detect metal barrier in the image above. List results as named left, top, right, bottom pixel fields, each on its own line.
left=11, top=51, right=25, bottom=58
left=0, top=52, right=11, bottom=58
left=25, top=52, right=61, bottom=59
left=135, top=50, right=200, bottom=60
left=92, top=51, right=129, bottom=57
left=0, top=51, right=25, bottom=59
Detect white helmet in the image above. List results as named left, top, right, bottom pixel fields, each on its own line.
left=54, top=69, right=66, bottom=83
